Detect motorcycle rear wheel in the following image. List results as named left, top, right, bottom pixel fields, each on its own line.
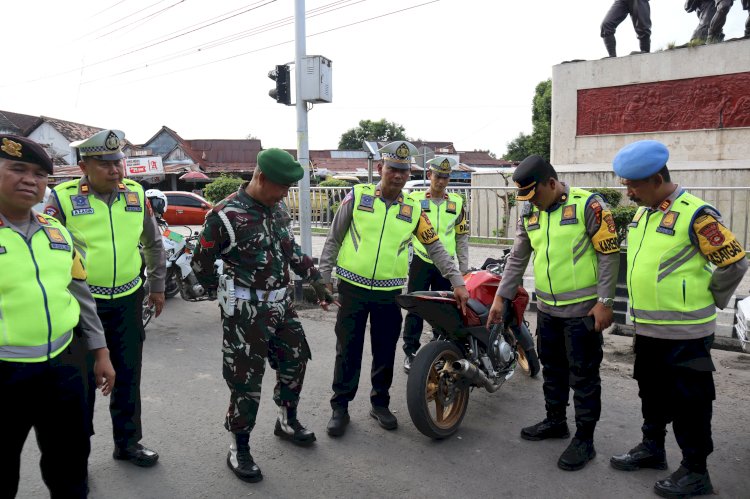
left=516, top=346, right=541, bottom=377
left=407, top=341, right=470, bottom=439
left=165, top=269, right=180, bottom=298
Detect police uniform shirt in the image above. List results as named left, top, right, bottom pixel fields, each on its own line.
left=45, top=176, right=167, bottom=293
left=497, top=183, right=620, bottom=318
left=0, top=211, right=107, bottom=351
left=420, top=193, right=470, bottom=274
left=639, top=185, right=748, bottom=310
left=318, top=183, right=464, bottom=288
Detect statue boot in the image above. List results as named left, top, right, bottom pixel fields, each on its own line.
left=603, top=35, right=617, bottom=57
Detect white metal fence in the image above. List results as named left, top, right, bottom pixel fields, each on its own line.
left=285, top=186, right=750, bottom=250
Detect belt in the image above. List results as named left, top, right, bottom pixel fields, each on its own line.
left=234, top=286, right=288, bottom=302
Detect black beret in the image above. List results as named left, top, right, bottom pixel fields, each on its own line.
left=0, top=134, right=54, bottom=174
left=512, top=155, right=557, bottom=201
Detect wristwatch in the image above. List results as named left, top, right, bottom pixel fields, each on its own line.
left=597, top=297, right=615, bottom=308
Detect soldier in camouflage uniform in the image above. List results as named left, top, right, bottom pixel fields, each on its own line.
left=192, top=148, right=334, bottom=484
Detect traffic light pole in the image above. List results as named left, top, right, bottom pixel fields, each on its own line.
left=295, top=0, right=312, bottom=256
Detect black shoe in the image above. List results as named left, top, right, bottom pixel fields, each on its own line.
left=113, top=444, right=159, bottom=467
left=403, top=354, right=415, bottom=374
left=369, top=406, right=398, bottom=430
left=227, top=434, right=262, bottom=483
left=558, top=438, right=596, bottom=471
left=274, top=418, right=316, bottom=446
left=326, top=408, right=350, bottom=437
left=654, top=466, right=713, bottom=498
left=520, top=418, right=570, bottom=441
left=610, top=442, right=667, bottom=471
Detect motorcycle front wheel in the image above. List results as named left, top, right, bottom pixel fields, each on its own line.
left=164, top=268, right=180, bottom=298
left=406, top=341, right=470, bottom=439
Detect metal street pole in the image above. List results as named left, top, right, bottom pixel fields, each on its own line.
left=295, top=0, right=312, bottom=255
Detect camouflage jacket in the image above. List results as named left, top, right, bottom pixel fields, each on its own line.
left=192, top=184, right=321, bottom=290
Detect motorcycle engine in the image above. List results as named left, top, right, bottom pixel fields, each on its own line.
left=491, top=335, right=512, bottom=367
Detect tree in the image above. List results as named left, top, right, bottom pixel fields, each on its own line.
left=503, top=79, right=552, bottom=161
left=203, top=174, right=244, bottom=204
left=338, top=119, right=409, bottom=150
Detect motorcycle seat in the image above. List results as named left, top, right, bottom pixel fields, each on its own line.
left=467, top=298, right=489, bottom=323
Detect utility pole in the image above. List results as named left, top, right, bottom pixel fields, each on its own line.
left=295, top=0, right=312, bottom=255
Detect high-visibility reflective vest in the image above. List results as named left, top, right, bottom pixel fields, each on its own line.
left=0, top=214, right=80, bottom=362
left=627, top=192, right=716, bottom=327
left=410, top=191, right=462, bottom=263
left=336, top=184, right=420, bottom=291
left=524, top=187, right=599, bottom=306
left=55, top=179, right=144, bottom=299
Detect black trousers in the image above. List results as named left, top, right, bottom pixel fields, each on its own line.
left=87, top=286, right=146, bottom=449
left=331, top=281, right=403, bottom=409
left=537, top=311, right=603, bottom=439
left=634, top=334, right=715, bottom=472
left=0, top=338, right=89, bottom=499
left=401, top=256, right=451, bottom=356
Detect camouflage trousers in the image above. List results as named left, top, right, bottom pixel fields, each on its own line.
left=222, top=295, right=311, bottom=434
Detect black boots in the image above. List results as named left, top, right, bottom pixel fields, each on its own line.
left=403, top=353, right=415, bottom=374
left=639, top=37, right=651, bottom=53
left=227, top=433, right=262, bottom=483
left=654, top=466, right=713, bottom=498
left=520, top=418, right=570, bottom=441
left=113, top=443, right=159, bottom=467
left=369, top=406, right=398, bottom=430
left=326, top=407, right=350, bottom=437
left=274, top=407, right=316, bottom=446
left=558, top=438, right=596, bottom=471
left=610, top=441, right=668, bottom=471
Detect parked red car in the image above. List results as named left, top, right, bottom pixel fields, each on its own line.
left=162, top=191, right=212, bottom=226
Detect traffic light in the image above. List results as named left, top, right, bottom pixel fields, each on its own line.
left=268, top=64, right=291, bottom=105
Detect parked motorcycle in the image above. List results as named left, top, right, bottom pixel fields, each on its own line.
left=395, top=250, right=539, bottom=439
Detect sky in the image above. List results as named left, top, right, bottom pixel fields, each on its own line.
left=2, top=0, right=748, bottom=157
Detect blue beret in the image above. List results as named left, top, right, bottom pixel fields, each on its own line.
left=613, top=140, right=669, bottom=180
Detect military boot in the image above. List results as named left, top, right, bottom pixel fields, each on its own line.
left=558, top=438, right=596, bottom=471
left=639, top=37, right=651, bottom=53
left=326, top=407, right=350, bottom=437
left=227, top=433, right=262, bottom=483
left=603, top=35, right=617, bottom=57
left=654, top=466, right=713, bottom=497
left=610, top=440, right=667, bottom=471
left=274, top=406, right=316, bottom=446
left=520, top=418, right=570, bottom=441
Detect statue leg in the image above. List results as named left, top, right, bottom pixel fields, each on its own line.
left=708, top=0, right=733, bottom=42
left=601, top=1, right=630, bottom=57
left=631, top=0, right=652, bottom=52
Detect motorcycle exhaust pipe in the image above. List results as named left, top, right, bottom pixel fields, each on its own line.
left=452, top=359, right=503, bottom=393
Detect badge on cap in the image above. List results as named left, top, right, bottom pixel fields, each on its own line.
left=396, top=143, right=410, bottom=160
left=1, top=138, right=22, bottom=158
left=105, top=131, right=121, bottom=151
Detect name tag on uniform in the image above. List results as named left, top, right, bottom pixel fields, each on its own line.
left=560, top=204, right=578, bottom=225
left=420, top=199, right=430, bottom=212
left=656, top=211, right=679, bottom=236
left=446, top=201, right=457, bottom=214
left=70, top=195, right=94, bottom=216
left=44, top=227, right=71, bottom=251
left=526, top=212, right=540, bottom=231
left=357, top=194, right=375, bottom=212
left=396, top=203, right=413, bottom=223
left=125, top=192, right=142, bottom=212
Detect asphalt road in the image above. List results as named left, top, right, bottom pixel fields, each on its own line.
left=17, top=295, right=750, bottom=498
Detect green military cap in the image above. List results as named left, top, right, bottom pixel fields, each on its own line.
left=426, top=156, right=456, bottom=178
left=257, top=148, right=304, bottom=185
left=512, top=155, right=557, bottom=201
left=70, top=129, right=126, bottom=160
left=378, top=141, right=418, bottom=170
left=0, top=134, right=54, bottom=174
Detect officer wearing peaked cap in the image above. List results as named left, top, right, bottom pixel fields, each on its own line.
left=609, top=140, right=748, bottom=497
left=0, top=135, right=115, bottom=497
left=487, top=155, right=620, bottom=471
left=45, top=129, right=166, bottom=467
left=319, top=141, right=470, bottom=436
left=401, top=155, right=469, bottom=374
left=192, top=148, right=335, bottom=483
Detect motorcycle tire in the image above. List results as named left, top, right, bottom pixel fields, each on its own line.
left=517, top=346, right=541, bottom=378
left=406, top=341, right=470, bottom=439
left=142, top=280, right=155, bottom=329
left=164, top=269, right=180, bottom=299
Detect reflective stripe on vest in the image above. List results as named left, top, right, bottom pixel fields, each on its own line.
left=626, top=191, right=716, bottom=327
left=524, top=187, right=598, bottom=306
left=410, top=191, right=461, bottom=263
left=336, top=184, right=420, bottom=291
left=54, top=179, right=144, bottom=299
left=0, top=216, right=79, bottom=363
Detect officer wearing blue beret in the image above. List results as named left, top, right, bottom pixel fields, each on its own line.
left=0, top=135, right=115, bottom=497
left=610, top=140, right=748, bottom=497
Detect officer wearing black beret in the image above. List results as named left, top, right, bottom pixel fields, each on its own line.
left=487, top=155, right=620, bottom=471
left=0, top=135, right=115, bottom=497
left=609, top=140, right=748, bottom=497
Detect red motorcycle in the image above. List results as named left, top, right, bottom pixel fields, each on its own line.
left=395, top=252, right=539, bottom=439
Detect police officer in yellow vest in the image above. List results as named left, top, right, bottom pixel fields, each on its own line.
left=319, top=141, right=470, bottom=436
left=45, top=129, right=166, bottom=467
left=0, top=135, right=115, bottom=498
left=401, top=156, right=469, bottom=373
left=609, top=140, right=747, bottom=497
left=487, top=155, right=620, bottom=471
